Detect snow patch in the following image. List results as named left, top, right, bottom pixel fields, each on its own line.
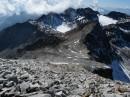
left=119, top=27, right=130, bottom=33
left=77, top=16, right=85, bottom=21
left=56, top=23, right=74, bottom=33
left=98, top=15, right=117, bottom=26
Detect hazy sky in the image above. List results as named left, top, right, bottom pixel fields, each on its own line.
left=98, top=0, right=130, bottom=8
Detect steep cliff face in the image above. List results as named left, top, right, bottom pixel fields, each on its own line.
left=84, top=14, right=130, bottom=83
left=85, top=20, right=130, bottom=63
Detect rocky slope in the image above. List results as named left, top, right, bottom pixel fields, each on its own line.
left=0, top=58, right=130, bottom=97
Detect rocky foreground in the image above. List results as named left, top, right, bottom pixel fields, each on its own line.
left=0, top=58, right=130, bottom=97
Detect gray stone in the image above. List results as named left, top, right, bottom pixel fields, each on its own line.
left=5, top=81, right=14, bottom=87
left=67, top=95, right=81, bottom=97
left=20, top=73, right=30, bottom=80
left=0, top=58, right=130, bottom=97
left=7, top=74, right=18, bottom=83
left=0, top=84, right=3, bottom=90
left=1, top=71, right=11, bottom=78
left=20, top=82, right=30, bottom=93
left=0, top=78, right=7, bottom=84
left=28, top=94, right=51, bottom=97
left=26, top=83, right=40, bottom=93
left=103, top=94, right=123, bottom=97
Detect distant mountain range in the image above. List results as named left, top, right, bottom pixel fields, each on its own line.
left=99, top=7, right=130, bottom=15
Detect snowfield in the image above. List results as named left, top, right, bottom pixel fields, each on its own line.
left=56, top=23, right=76, bottom=33
left=56, top=23, right=72, bottom=33
left=98, top=15, right=118, bottom=26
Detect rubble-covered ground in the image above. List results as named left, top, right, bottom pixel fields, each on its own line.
left=0, top=58, right=130, bottom=97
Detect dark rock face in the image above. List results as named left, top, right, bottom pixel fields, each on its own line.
left=84, top=15, right=130, bottom=82
left=0, top=22, right=37, bottom=51
left=107, top=11, right=130, bottom=20
left=0, top=22, right=64, bottom=54
left=84, top=23, right=114, bottom=64
left=118, top=22, right=130, bottom=30
left=92, top=68, right=113, bottom=80
left=84, top=20, right=130, bottom=64
left=38, top=8, right=99, bottom=28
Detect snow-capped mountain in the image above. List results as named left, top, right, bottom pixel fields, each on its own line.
left=0, top=8, right=99, bottom=53
left=36, top=8, right=99, bottom=29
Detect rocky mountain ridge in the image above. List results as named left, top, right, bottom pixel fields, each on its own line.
left=0, top=7, right=130, bottom=97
